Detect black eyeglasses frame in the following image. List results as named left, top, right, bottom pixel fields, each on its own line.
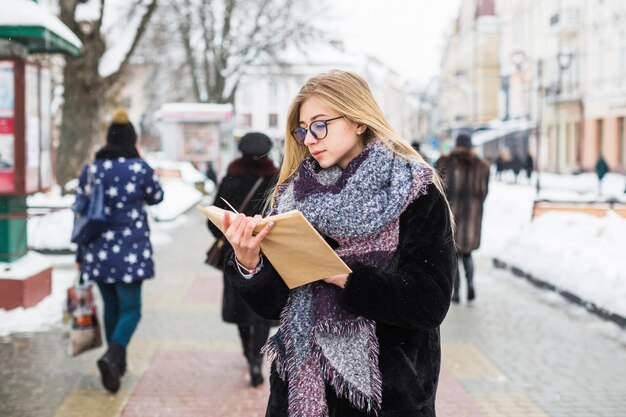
left=290, top=116, right=344, bottom=144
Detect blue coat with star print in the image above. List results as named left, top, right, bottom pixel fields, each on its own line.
left=75, top=157, right=164, bottom=284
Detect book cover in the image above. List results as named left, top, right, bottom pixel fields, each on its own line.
left=197, top=205, right=352, bottom=288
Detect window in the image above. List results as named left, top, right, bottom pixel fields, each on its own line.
left=617, top=116, right=626, bottom=166
left=268, top=113, right=278, bottom=128
left=241, top=113, right=252, bottom=128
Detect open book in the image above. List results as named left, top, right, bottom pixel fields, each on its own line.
left=197, top=205, right=352, bottom=289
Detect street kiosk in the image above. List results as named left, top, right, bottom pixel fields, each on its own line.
left=0, top=0, right=82, bottom=309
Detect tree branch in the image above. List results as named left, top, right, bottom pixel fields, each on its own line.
left=96, top=0, right=105, bottom=31
left=104, top=0, right=158, bottom=88
left=58, top=0, right=82, bottom=39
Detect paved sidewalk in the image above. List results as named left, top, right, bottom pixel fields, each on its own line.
left=1, top=211, right=625, bottom=417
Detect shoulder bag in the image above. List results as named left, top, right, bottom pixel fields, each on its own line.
left=71, top=164, right=107, bottom=246
left=205, top=177, right=265, bottom=269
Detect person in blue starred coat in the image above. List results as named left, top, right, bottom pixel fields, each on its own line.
left=75, top=109, right=164, bottom=394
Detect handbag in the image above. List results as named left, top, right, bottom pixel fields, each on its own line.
left=205, top=177, right=265, bottom=269
left=65, top=273, right=103, bottom=357
left=71, top=164, right=107, bottom=246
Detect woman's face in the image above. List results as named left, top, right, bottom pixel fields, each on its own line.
left=298, top=95, right=364, bottom=169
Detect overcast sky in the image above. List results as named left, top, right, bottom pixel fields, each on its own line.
left=327, top=0, right=461, bottom=85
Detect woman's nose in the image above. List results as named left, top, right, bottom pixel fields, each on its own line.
left=303, top=130, right=318, bottom=146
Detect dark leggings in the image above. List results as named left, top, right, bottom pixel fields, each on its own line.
left=97, top=281, right=142, bottom=348
left=237, top=325, right=270, bottom=365
left=454, top=252, right=474, bottom=295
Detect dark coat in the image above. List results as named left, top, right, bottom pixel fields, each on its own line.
left=436, top=149, right=489, bottom=255
left=595, top=157, right=609, bottom=180
left=76, top=158, right=164, bottom=283
left=225, top=183, right=456, bottom=417
left=208, top=156, right=279, bottom=327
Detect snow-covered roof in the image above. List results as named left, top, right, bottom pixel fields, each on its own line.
left=155, top=103, right=234, bottom=123
left=472, top=118, right=536, bottom=146
left=0, top=0, right=82, bottom=55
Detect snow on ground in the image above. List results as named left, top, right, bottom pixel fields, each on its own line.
left=481, top=172, right=626, bottom=318
left=0, top=256, right=75, bottom=337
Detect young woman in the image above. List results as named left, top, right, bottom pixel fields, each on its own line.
left=221, top=70, right=456, bottom=417
left=75, top=109, right=163, bottom=394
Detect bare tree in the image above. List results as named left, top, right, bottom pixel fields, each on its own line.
left=56, top=0, right=158, bottom=189
left=167, top=0, right=321, bottom=104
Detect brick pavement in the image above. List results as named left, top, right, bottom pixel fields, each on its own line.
left=1, top=211, right=625, bottom=417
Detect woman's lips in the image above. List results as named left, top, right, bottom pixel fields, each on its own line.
left=311, top=150, right=325, bottom=158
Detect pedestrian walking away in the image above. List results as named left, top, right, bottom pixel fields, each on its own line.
left=436, top=133, right=489, bottom=304
left=218, top=70, right=456, bottom=417
left=595, top=154, right=609, bottom=195
left=207, top=131, right=279, bottom=387
left=495, top=150, right=507, bottom=181
left=74, top=109, right=164, bottom=394
left=524, top=151, right=534, bottom=183
left=509, top=151, right=523, bottom=184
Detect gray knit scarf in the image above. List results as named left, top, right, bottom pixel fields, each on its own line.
left=263, top=140, right=432, bottom=417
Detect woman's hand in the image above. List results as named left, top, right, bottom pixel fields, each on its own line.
left=323, top=273, right=349, bottom=288
left=223, top=212, right=274, bottom=269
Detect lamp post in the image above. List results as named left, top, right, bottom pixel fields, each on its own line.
left=555, top=49, right=574, bottom=173
left=536, top=59, right=544, bottom=194
left=511, top=50, right=527, bottom=119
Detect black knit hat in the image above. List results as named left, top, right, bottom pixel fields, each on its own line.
left=238, top=132, right=272, bottom=157
left=106, top=108, right=137, bottom=148
left=455, top=133, right=473, bottom=148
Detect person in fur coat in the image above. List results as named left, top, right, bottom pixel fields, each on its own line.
left=216, top=70, right=456, bottom=417
left=207, top=132, right=279, bottom=387
left=435, top=134, right=490, bottom=303
left=75, top=109, right=164, bottom=393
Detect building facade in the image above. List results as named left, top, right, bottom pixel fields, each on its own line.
left=439, top=0, right=500, bottom=143
left=583, top=0, right=626, bottom=172
left=233, top=43, right=417, bottom=155
left=497, top=0, right=585, bottom=173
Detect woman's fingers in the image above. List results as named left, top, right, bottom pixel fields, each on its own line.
left=224, top=213, right=273, bottom=253
left=254, top=220, right=274, bottom=244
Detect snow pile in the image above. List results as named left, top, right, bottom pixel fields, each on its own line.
left=482, top=173, right=626, bottom=319
left=0, top=256, right=76, bottom=337
left=496, top=211, right=626, bottom=317
left=148, top=179, right=203, bottom=222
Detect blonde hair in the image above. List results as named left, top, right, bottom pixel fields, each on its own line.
left=272, top=70, right=454, bottom=229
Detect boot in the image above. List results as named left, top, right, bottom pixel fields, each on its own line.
left=249, top=358, right=264, bottom=387
left=97, top=342, right=125, bottom=393
left=467, top=284, right=475, bottom=302
left=464, top=255, right=475, bottom=302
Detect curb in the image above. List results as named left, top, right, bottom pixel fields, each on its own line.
left=492, top=258, right=626, bottom=329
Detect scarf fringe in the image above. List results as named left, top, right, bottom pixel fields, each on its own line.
left=261, top=337, right=286, bottom=379
left=262, top=294, right=301, bottom=384
left=313, top=320, right=383, bottom=416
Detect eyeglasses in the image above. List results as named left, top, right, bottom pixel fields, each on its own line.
left=290, top=116, right=344, bottom=143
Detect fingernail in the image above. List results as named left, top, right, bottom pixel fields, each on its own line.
left=268, top=221, right=275, bottom=227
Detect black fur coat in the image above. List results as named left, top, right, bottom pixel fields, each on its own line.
left=225, top=183, right=456, bottom=417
